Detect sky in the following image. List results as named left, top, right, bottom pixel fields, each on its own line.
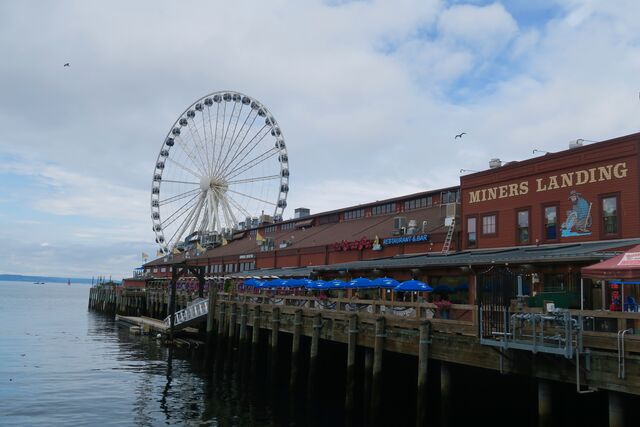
left=1, top=0, right=639, bottom=279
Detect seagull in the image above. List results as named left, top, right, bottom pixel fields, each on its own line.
left=63, top=63, right=70, bottom=67
left=455, top=132, right=466, bottom=139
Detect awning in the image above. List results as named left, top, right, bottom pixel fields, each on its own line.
left=294, top=219, right=314, bottom=228
left=581, top=244, right=640, bottom=280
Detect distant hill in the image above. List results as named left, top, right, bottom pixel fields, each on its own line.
left=0, top=274, right=99, bottom=285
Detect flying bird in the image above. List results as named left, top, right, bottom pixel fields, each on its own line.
left=63, top=63, right=70, bottom=67
left=454, top=132, right=466, bottom=139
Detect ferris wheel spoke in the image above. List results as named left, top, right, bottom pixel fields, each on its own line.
left=225, top=147, right=280, bottom=181
left=170, top=193, right=206, bottom=247
left=187, top=120, right=211, bottom=175
left=197, top=194, right=210, bottom=233
left=176, top=134, right=208, bottom=176
left=215, top=102, right=229, bottom=175
left=220, top=196, right=238, bottom=228
left=227, top=189, right=277, bottom=206
left=218, top=124, right=270, bottom=178
left=225, top=193, right=254, bottom=219
left=160, top=192, right=201, bottom=229
left=215, top=106, right=256, bottom=177
left=188, top=192, right=206, bottom=235
left=201, top=112, right=212, bottom=176
left=227, top=175, right=280, bottom=185
left=160, top=179, right=200, bottom=185
left=166, top=157, right=203, bottom=179
left=159, top=188, right=201, bottom=206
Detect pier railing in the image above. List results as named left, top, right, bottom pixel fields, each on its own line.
left=163, top=297, right=208, bottom=328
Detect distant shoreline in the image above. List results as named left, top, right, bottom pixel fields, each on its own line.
left=0, top=274, right=98, bottom=285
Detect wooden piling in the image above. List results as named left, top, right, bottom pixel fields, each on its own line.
left=168, top=275, right=177, bottom=343
left=609, top=390, right=624, bottom=427
left=308, top=313, right=322, bottom=399
left=346, top=314, right=358, bottom=412
left=370, top=316, right=385, bottom=423
left=290, top=309, right=303, bottom=388
left=441, top=361, right=452, bottom=427
left=228, top=303, right=237, bottom=343
left=270, top=307, right=280, bottom=377
left=239, top=303, right=248, bottom=345
left=416, top=320, right=431, bottom=427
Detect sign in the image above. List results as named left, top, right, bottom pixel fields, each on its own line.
left=467, top=162, right=628, bottom=204
left=383, top=234, right=429, bottom=245
left=333, top=237, right=373, bottom=252
left=618, top=252, right=640, bottom=266
left=239, top=254, right=255, bottom=259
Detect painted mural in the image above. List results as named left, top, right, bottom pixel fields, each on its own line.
left=561, top=190, right=592, bottom=237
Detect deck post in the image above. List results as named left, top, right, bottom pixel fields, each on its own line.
left=346, top=314, right=358, bottom=412
left=538, top=379, right=552, bottom=427
left=290, top=309, right=303, bottom=388
left=206, top=286, right=218, bottom=342
left=416, top=320, right=431, bottom=427
left=308, top=313, right=322, bottom=399
left=609, top=390, right=624, bottom=427
left=370, top=316, right=385, bottom=422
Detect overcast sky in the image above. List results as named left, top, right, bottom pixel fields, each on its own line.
left=1, top=0, right=639, bottom=279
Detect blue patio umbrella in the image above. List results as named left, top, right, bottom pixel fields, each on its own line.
left=243, top=278, right=261, bottom=287
left=372, top=277, right=400, bottom=288
left=285, top=278, right=307, bottom=288
left=394, top=280, right=433, bottom=292
left=267, top=278, right=289, bottom=288
left=432, top=284, right=455, bottom=293
left=456, top=283, right=469, bottom=292
left=347, top=277, right=375, bottom=289
left=305, top=280, right=327, bottom=290
left=326, top=279, right=347, bottom=289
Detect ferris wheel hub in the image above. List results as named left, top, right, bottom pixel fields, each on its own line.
left=200, top=175, right=228, bottom=193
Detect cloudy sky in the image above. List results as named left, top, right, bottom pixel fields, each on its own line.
left=1, top=0, right=639, bottom=279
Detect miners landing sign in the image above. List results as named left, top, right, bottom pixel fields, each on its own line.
left=467, top=162, right=628, bottom=204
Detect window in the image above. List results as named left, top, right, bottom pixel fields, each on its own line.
left=281, top=222, right=294, bottom=230
left=404, top=196, right=433, bottom=211
left=543, top=205, right=558, bottom=240
left=467, top=216, right=477, bottom=247
left=482, top=214, right=496, bottom=235
left=441, top=190, right=460, bottom=204
left=601, top=194, right=619, bottom=236
left=344, top=208, right=364, bottom=220
left=517, top=209, right=530, bottom=244
left=264, top=225, right=277, bottom=234
left=318, top=213, right=340, bottom=224
left=372, top=202, right=395, bottom=216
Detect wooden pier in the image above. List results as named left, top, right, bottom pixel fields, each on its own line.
left=89, top=285, right=640, bottom=426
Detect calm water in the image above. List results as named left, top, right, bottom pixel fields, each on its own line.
left=0, top=281, right=625, bottom=426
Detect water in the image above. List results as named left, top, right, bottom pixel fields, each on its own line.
left=0, top=281, right=626, bottom=426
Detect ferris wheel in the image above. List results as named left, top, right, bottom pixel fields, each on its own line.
left=151, top=91, right=289, bottom=254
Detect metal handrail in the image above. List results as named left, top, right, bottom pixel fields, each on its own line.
left=163, top=298, right=209, bottom=327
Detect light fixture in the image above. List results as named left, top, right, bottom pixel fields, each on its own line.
left=532, top=149, right=550, bottom=155
left=460, top=168, right=478, bottom=173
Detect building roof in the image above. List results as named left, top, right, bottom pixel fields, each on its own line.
left=312, top=239, right=640, bottom=272
left=145, top=203, right=457, bottom=266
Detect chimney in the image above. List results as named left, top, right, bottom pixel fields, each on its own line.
left=489, top=158, right=502, bottom=169
left=294, top=208, right=310, bottom=219
left=569, top=139, right=584, bottom=149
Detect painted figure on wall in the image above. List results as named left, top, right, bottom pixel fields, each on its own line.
left=561, top=190, right=592, bottom=237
